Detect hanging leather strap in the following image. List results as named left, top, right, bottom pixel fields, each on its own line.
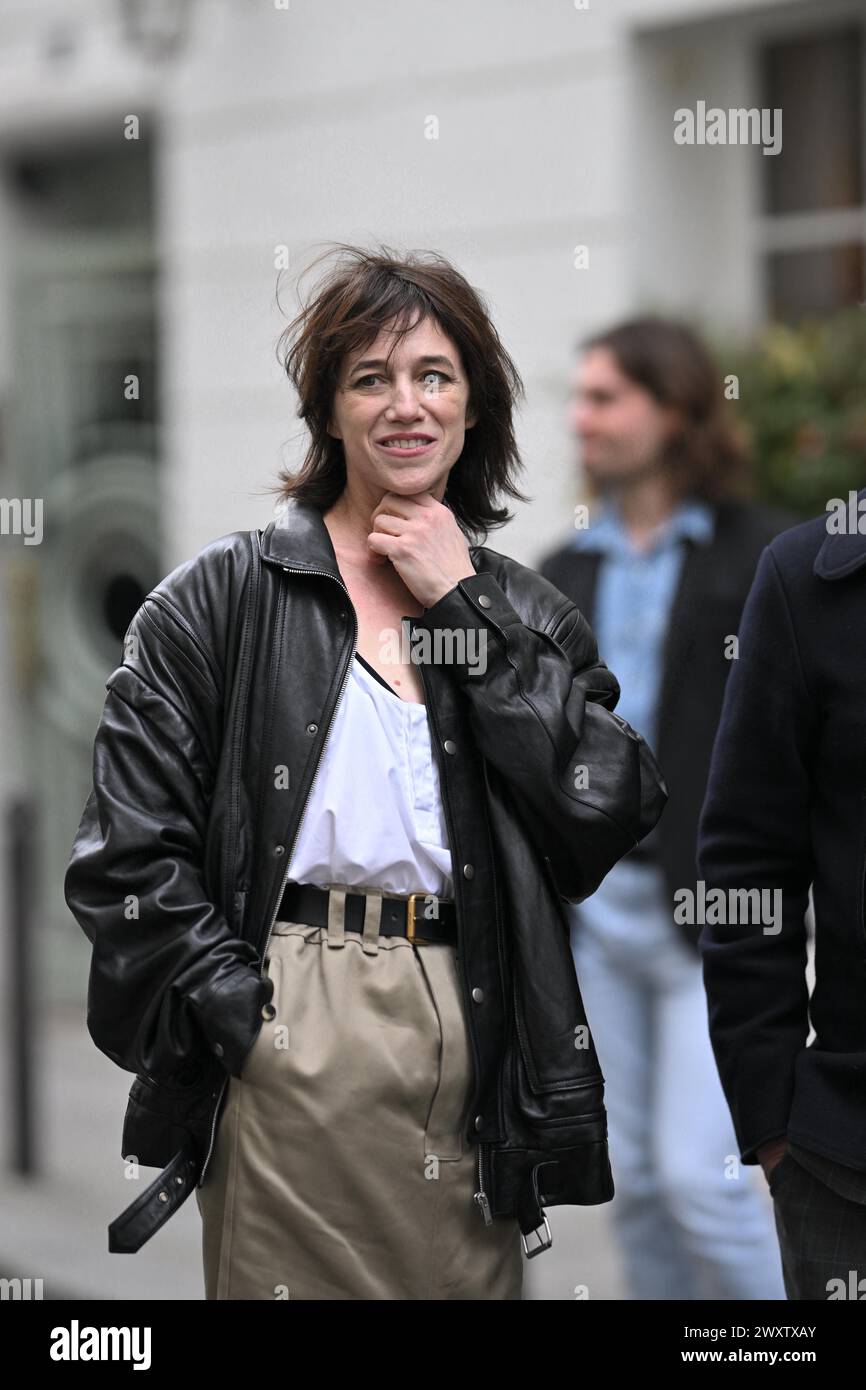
left=515, top=1160, right=556, bottom=1257
left=107, top=1141, right=199, bottom=1253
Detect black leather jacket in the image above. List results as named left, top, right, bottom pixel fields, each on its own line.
left=64, top=498, right=668, bottom=1256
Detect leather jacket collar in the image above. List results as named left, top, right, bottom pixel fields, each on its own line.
left=263, top=498, right=344, bottom=574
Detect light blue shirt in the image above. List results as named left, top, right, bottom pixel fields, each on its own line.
left=568, top=495, right=715, bottom=940
left=570, top=496, right=714, bottom=749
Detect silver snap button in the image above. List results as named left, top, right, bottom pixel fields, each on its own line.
left=261, top=1003, right=276, bottom=1021
left=174, top=1174, right=185, bottom=1186
left=306, top=723, right=318, bottom=735
left=477, top=594, right=492, bottom=608
left=474, top=1115, right=484, bottom=1131
left=472, top=987, right=484, bottom=1003
left=443, top=739, right=457, bottom=754
left=158, top=1189, right=169, bottom=1203
left=463, top=863, right=474, bottom=879
left=213, top=1042, right=224, bottom=1057
left=274, top=845, right=285, bottom=856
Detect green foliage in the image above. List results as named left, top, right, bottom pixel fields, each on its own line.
left=717, top=307, right=866, bottom=518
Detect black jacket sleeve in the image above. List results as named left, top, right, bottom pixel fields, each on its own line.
left=63, top=585, right=274, bottom=1084
left=696, top=544, right=813, bottom=1165
left=413, top=570, right=668, bottom=904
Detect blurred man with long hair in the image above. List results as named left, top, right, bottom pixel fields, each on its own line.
left=539, top=317, right=794, bottom=1299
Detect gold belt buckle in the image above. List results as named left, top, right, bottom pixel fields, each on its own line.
left=406, top=892, right=423, bottom=945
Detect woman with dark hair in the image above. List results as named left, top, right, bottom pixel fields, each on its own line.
left=539, top=316, right=793, bottom=1300
left=270, top=242, right=529, bottom=541
left=64, top=246, right=666, bottom=1300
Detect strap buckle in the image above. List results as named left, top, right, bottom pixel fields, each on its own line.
left=406, top=892, right=422, bottom=944
left=521, top=1214, right=553, bottom=1258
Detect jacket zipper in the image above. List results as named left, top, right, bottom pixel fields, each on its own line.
left=199, top=564, right=358, bottom=1185
left=475, top=1141, right=492, bottom=1224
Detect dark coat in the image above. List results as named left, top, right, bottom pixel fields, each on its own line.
left=697, top=491, right=866, bottom=1170
left=537, top=498, right=796, bottom=952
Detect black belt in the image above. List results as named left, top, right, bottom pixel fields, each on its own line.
left=278, top=880, right=458, bottom=945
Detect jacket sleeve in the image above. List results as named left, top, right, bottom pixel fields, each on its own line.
left=63, top=587, right=274, bottom=1084
left=696, top=545, right=813, bottom=1165
left=413, top=570, right=668, bottom=904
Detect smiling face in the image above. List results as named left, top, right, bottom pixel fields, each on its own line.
left=327, top=314, right=477, bottom=511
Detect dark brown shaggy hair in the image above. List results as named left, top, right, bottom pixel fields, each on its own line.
left=268, top=243, right=530, bottom=543
left=580, top=317, right=751, bottom=503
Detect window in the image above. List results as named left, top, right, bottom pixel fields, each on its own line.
left=759, top=25, right=864, bottom=321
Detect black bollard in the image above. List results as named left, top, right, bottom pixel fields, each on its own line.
left=8, top=795, right=35, bottom=1175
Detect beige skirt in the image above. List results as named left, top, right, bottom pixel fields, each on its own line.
left=195, top=897, right=524, bottom=1300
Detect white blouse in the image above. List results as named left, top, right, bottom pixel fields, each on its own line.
left=285, top=652, right=454, bottom=899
